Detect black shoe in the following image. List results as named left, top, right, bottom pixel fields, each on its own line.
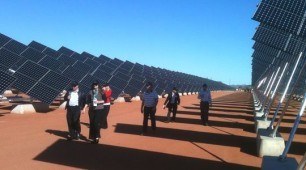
left=67, top=135, right=73, bottom=141
left=75, top=133, right=80, bottom=140
left=91, top=138, right=99, bottom=144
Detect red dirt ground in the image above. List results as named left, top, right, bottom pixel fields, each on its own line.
left=0, top=91, right=305, bottom=169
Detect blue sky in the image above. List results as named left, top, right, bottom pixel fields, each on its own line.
left=0, top=0, right=259, bottom=85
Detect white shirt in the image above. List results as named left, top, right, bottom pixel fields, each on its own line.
left=69, top=91, right=79, bottom=106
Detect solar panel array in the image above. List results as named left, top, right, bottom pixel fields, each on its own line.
left=251, top=0, right=306, bottom=96
left=0, top=32, right=232, bottom=104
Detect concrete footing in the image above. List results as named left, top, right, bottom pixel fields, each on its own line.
left=115, top=97, right=125, bottom=103
left=254, top=110, right=264, bottom=118
left=131, top=96, right=141, bottom=101
left=178, top=93, right=182, bottom=96
left=3, top=90, right=13, bottom=96
left=255, top=117, right=271, bottom=133
left=261, top=156, right=298, bottom=170
left=257, top=129, right=285, bottom=157
left=11, top=104, right=36, bottom=114
left=183, top=92, right=187, bottom=96
left=188, top=92, right=191, bottom=95
left=59, top=101, right=67, bottom=110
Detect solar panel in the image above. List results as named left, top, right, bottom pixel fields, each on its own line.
left=58, top=64, right=69, bottom=72
left=0, top=33, right=11, bottom=47
left=62, top=66, right=87, bottom=82
left=114, top=67, right=130, bottom=75
left=154, top=86, right=164, bottom=94
left=127, top=78, right=144, bottom=90
left=114, top=72, right=130, bottom=81
left=0, top=47, right=22, bottom=68
left=97, top=65, right=115, bottom=74
left=43, top=47, right=62, bottom=58
left=253, top=1, right=302, bottom=35
left=58, top=46, right=75, bottom=56
left=78, top=84, right=91, bottom=94
left=70, top=52, right=88, bottom=62
left=72, top=61, right=92, bottom=73
left=20, top=47, right=45, bottom=62
left=0, top=64, right=8, bottom=72
left=3, top=40, right=27, bottom=55
left=92, top=57, right=107, bottom=64
left=124, top=85, right=141, bottom=97
left=252, top=42, right=280, bottom=57
left=80, top=74, right=100, bottom=87
left=131, top=74, right=145, bottom=82
left=57, top=54, right=77, bottom=66
left=28, top=82, right=60, bottom=104
left=109, top=76, right=128, bottom=90
left=81, top=52, right=95, bottom=60
left=16, top=61, right=49, bottom=81
left=38, top=55, right=64, bottom=72
left=28, top=41, right=47, bottom=52
left=92, top=69, right=112, bottom=82
left=106, top=61, right=119, bottom=71
left=12, top=57, right=28, bottom=69
left=12, top=72, right=37, bottom=92
left=0, top=71, right=16, bottom=94
left=99, top=54, right=111, bottom=62
left=253, top=24, right=303, bottom=54
left=113, top=58, right=124, bottom=65
left=40, top=71, right=71, bottom=91
left=84, top=58, right=101, bottom=72
left=110, top=85, right=123, bottom=98
left=120, top=61, right=134, bottom=71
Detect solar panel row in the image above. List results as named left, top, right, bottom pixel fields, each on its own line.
left=0, top=32, right=232, bottom=104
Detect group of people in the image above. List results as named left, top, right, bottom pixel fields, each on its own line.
left=140, top=82, right=212, bottom=135
left=64, top=81, right=112, bottom=144
left=63, top=80, right=212, bottom=142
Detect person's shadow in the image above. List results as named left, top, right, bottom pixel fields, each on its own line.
left=45, top=129, right=89, bottom=142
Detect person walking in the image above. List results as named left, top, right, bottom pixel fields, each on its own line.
left=198, top=84, right=212, bottom=126
left=64, top=82, right=86, bottom=141
left=163, top=87, right=180, bottom=122
left=101, top=83, right=112, bottom=129
left=141, top=82, right=158, bottom=135
left=83, top=81, right=106, bottom=144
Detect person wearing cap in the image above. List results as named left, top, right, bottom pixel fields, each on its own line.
left=198, top=84, right=212, bottom=126
left=140, top=82, right=159, bottom=135
left=101, top=83, right=112, bottom=129
left=64, top=82, right=86, bottom=141
left=163, top=87, right=180, bottom=122
left=83, top=81, right=106, bottom=144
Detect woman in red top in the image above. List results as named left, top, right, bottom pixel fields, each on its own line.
left=101, top=83, right=112, bottom=129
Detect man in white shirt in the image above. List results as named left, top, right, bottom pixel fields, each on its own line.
left=198, top=84, right=212, bottom=126
left=64, top=82, right=86, bottom=140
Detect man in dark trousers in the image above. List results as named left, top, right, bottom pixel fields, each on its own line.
left=198, top=84, right=212, bottom=126
left=64, top=82, right=86, bottom=140
left=163, top=87, right=180, bottom=122
left=141, top=82, right=159, bottom=135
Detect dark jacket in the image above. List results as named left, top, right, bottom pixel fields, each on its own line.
left=86, top=90, right=107, bottom=109
left=64, top=90, right=86, bottom=110
left=164, top=92, right=180, bottom=106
